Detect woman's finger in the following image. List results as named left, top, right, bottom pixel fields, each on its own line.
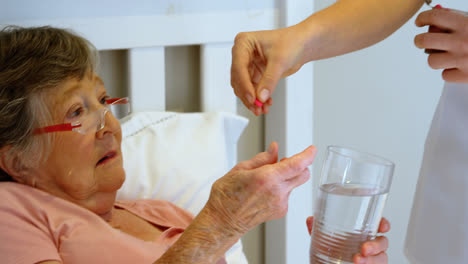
left=427, top=52, right=461, bottom=70
left=354, top=252, right=388, bottom=264
left=378, top=217, right=391, bottom=233
left=285, top=168, right=311, bottom=191
left=414, top=32, right=461, bottom=52
left=231, top=63, right=256, bottom=110
left=274, top=145, right=317, bottom=180
left=235, top=142, right=278, bottom=170
left=262, top=103, right=270, bottom=114
left=231, top=34, right=257, bottom=108
left=361, top=236, right=389, bottom=256
left=415, top=9, right=463, bottom=31
left=255, top=55, right=285, bottom=103
left=442, top=68, right=468, bottom=83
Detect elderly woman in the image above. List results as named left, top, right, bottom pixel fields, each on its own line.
left=0, top=26, right=389, bottom=264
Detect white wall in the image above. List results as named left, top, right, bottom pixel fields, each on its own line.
left=1, top=0, right=275, bottom=20
left=313, top=1, right=466, bottom=263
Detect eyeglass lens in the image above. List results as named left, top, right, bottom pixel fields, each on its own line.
left=76, top=98, right=130, bottom=134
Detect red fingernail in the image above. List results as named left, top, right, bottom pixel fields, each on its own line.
left=254, top=98, right=264, bottom=107
left=434, top=4, right=443, bottom=9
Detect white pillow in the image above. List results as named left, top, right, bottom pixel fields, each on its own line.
left=117, top=111, right=249, bottom=264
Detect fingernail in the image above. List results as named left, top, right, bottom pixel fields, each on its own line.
left=434, top=4, right=443, bottom=9
left=259, top=89, right=270, bottom=102
left=267, top=143, right=274, bottom=154
left=365, top=245, right=374, bottom=256
left=354, top=255, right=366, bottom=264
left=246, top=94, right=254, bottom=104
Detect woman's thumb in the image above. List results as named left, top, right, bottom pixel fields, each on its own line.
left=256, top=62, right=283, bottom=103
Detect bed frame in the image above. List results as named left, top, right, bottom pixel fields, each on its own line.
left=1, top=1, right=314, bottom=263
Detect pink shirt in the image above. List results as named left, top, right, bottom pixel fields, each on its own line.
left=0, top=182, right=195, bottom=264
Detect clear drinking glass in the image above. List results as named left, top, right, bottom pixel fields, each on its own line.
left=309, top=146, right=394, bottom=264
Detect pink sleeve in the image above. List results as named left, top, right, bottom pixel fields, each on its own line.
left=0, top=186, right=61, bottom=264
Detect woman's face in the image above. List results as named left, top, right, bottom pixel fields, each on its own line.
left=33, top=74, right=125, bottom=216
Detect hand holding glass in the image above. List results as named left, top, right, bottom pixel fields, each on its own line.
left=309, top=146, right=394, bottom=264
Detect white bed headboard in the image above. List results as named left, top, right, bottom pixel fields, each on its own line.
left=1, top=1, right=314, bottom=263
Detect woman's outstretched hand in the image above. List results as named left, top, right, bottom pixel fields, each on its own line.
left=157, top=142, right=316, bottom=264
left=206, top=142, right=317, bottom=235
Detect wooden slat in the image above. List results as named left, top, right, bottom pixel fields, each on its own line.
left=128, top=47, right=165, bottom=112
left=264, top=1, right=314, bottom=263
left=200, top=43, right=239, bottom=167
left=1, top=10, right=277, bottom=50
left=200, top=43, right=236, bottom=113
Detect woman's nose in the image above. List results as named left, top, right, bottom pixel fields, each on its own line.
left=96, top=109, right=121, bottom=137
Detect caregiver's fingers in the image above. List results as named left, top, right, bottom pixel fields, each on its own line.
left=361, top=236, right=389, bottom=257
left=235, top=141, right=279, bottom=170
left=261, top=98, right=273, bottom=114
left=251, top=98, right=273, bottom=116
left=426, top=52, right=467, bottom=70
left=274, top=145, right=317, bottom=180
left=378, top=217, right=391, bottom=233
left=442, top=68, right=468, bottom=83
left=414, top=32, right=466, bottom=52
left=354, top=252, right=388, bottom=264
left=415, top=8, right=463, bottom=31
left=231, top=33, right=257, bottom=108
left=251, top=63, right=264, bottom=85
left=255, top=55, right=285, bottom=104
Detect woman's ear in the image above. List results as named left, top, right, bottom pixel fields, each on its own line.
left=0, top=146, right=27, bottom=183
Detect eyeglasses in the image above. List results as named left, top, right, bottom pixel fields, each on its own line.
left=33, top=97, right=130, bottom=135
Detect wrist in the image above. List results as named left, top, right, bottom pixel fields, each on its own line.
left=201, top=200, right=248, bottom=238
left=156, top=205, right=241, bottom=264
left=288, top=18, right=324, bottom=63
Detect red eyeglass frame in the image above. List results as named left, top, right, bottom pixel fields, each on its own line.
left=33, top=97, right=129, bottom=135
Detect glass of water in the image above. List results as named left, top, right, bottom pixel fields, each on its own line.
left=309, top=146, right=394, bottom=264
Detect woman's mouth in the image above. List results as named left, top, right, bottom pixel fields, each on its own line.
left=96, top=151, right=117, bottom=166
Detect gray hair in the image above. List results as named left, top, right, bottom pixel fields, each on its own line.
left=0, top=26, right=98, bottom=181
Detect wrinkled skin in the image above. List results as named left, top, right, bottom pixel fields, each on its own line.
left=414, top=7, right=468, bottom=83
left=205, top=141, right=315, bottom=235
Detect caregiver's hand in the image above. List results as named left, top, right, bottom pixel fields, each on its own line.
left=414, top=6, right=468, bottom=83
left=206, top=141, right=317, bottom=235
left=306, top=216, right=391, bottom=264
left=231, top=27, right=309, bottom=115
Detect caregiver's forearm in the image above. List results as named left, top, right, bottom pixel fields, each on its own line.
left=294, top=0, right=425, bottom=62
